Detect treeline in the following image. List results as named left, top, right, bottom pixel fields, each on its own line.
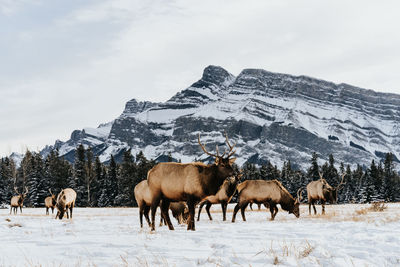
left=1, top=146, right=399, bottom=207
left=0, top=144, right=155, bottom=208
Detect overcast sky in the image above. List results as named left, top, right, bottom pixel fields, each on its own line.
left=1, top=0, right=400, bottom=157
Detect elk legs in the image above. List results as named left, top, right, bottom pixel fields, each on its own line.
left=160, top=199, right=174, bottom=230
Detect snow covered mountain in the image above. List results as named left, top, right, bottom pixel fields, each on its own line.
left=43, top=65, right=400, bottom=169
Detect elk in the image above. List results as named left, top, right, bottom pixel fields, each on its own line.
left=134, top=180, right=189, bottom=228
left=232, top=180, right=302, bottom=222
left=197, top=175, right=239, bottom=221
left=10, top=187, right=28, bottom=214
left=160, top=202, right=189, bottom=226
left=55, top=188, right=77, bottom=220
left=45, top=189, right=57, bottom=215
left=307, top=172, right=345, bottom=215
left=147, top=132, right=237, bottom=231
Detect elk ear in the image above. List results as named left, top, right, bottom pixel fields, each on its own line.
left=215, top=157, right=221, bottom=165
left=229, top=158, right=236, bottom=165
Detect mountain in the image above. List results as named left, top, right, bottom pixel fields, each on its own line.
left=42, top=65, right=400, bottom=170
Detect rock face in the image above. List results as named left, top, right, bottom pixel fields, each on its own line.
left=42, top=65, right=400, bottom=169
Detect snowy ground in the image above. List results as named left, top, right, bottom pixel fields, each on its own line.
left=1, top=203, right=400, bottom=267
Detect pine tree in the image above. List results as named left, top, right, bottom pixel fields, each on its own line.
left=115, top=149, right=135, bottom=206
left=307, top=152, right=320, bottom=182
left=74, top=144, right=87, bottom=206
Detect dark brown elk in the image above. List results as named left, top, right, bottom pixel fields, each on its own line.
left=45, top=189, right=57, bottom=215
left=160, top=202, right=189, bottom=226
left=147, top=132, right=237, bottom=231
left=134, top=180, right=153, bottom=228
left=134, top=180, right=189, bottom=228
left=197, top=176, right=239, bottom=221
left=55, top=188, right=77, bottom=220
left=232, top=180, right=302, bottom=222
left=10, top=187, right=28, bottom=214
left=307, top=172, right=345, bottom=215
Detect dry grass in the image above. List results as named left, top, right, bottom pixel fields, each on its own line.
left=8, top=223, right=22, bottom=228
left=355, top=201, right=387, bottom=216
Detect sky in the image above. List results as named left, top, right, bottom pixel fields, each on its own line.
left=1, top=0, right=400, bottom=157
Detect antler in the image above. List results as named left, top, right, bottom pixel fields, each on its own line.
left=318, top=171, right=323, bottom=180
left=224, top=131, right=236, bottom=158
left=198, top=134, right=219, bottom=158
left=336, top=173, right=346, bottom=190
left=14, top=187, right=19, bottom=195
left=24, top=186, right=29, bottom=195
left=297, top=187, right=303, bottom=202
left=49, top=188, right=53, bottom=195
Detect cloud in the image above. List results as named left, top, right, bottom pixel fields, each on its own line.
left=1, top=0, right=400, bottom=156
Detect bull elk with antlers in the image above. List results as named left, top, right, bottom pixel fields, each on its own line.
left=10, top=187, right=28, bottom=214
left=55, top=188, right=77, bottom=220
left=45, top=189, right=57, bottom=215
left=147, top=132, right=237, bottom=231
left=197, top=175, right=239, bottom=221
left=232, top=180, right=302, bottom=222
left=306, top=172, right=345, bottom=215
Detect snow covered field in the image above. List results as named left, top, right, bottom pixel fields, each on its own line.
left=1, top=203, right=400, bottom=266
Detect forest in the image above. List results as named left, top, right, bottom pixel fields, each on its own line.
left=1, top=144, right=399, bottom=208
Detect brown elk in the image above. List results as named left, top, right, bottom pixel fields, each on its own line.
left=55, top=188, right=77, bottom=220
left=197, top=175, right=239, bottom=221
left=134, top=180, right=189, bottom=228
left=307, top=172, right=345, bottom=215
left=160, top=202, right=189, bottom=226
left=45, top=189, right=57, bottom=215
left=147, top=132, right=237, bottom=231
left=10, top=187, right=28, bottom=214
left=232, top=180, right=302, bottom=222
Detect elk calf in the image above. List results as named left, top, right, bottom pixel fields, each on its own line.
left=160, top=202, right=189, bottom=226
left=55, top=188, right=76, bottom=220
left=10, top=187, right=28, bottom=215
left=45, top=189, right=57, bottom=215
left=232, top=180, right=302, bottom=222
left=307, top=173, right=345, bottom=215
left=197, top=176, right=238, bottom=221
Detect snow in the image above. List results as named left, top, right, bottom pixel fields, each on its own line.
left=1, top=204, right=400, bottom=266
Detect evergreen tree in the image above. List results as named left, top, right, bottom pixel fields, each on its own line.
left=115, top=149, right=136, bottom=206
left=74, top=144, right=87, bottom=206
left=307, top=152, right=320, bottom=182
left=108, top=155, right=119, bottom=206
left=0, top=157, right=17, bottom=206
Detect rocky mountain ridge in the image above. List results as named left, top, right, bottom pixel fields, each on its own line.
left=41, top=65, right=400, bottom=169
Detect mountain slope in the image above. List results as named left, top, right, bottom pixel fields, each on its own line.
left=43, top=65, right=400, bottom=169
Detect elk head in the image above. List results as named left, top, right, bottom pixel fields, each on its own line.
left=292, top=187, right=303, bottom=218
left=318, top=172, right=345, bottom=204
left=49, top=189, right=57, bottom=205
left=14, top=187, right=28, bottom=204
left=198, top=131, right=237, bottom=178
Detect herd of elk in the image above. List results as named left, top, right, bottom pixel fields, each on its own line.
left=147, top=132, right=237, bottom=231
left=5, top=132, right=351, bottom=232
left=45, top=189, right=57, bottom=215
left=306, top=172, right=346, bottom=215
left=232, top=179, right=302, bottom=222
left=10, top=187, right=28, bottom=214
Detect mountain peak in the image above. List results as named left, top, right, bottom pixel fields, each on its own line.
left=121, top=98, right=159, bottom=117
left=193, top=65, right=235, bottom=88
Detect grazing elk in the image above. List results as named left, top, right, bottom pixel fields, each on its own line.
left=134, top=180, right=189, bottom=228
left=10, top=187, right=28, bottom=214
left=45, top=189, right=57, bottom=215
left=160, top=202, right=189, bottom=226
left=197, top=175, right=239, bottom=221
left=147, top=132, right=237, bottom=231
left=307, top=172, right=345, bottom=215
left=232, top=180, right=302, bottom=222
left=134, top=180, right=153, bottom=228
left=55, top=188, right=77, bottom=220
